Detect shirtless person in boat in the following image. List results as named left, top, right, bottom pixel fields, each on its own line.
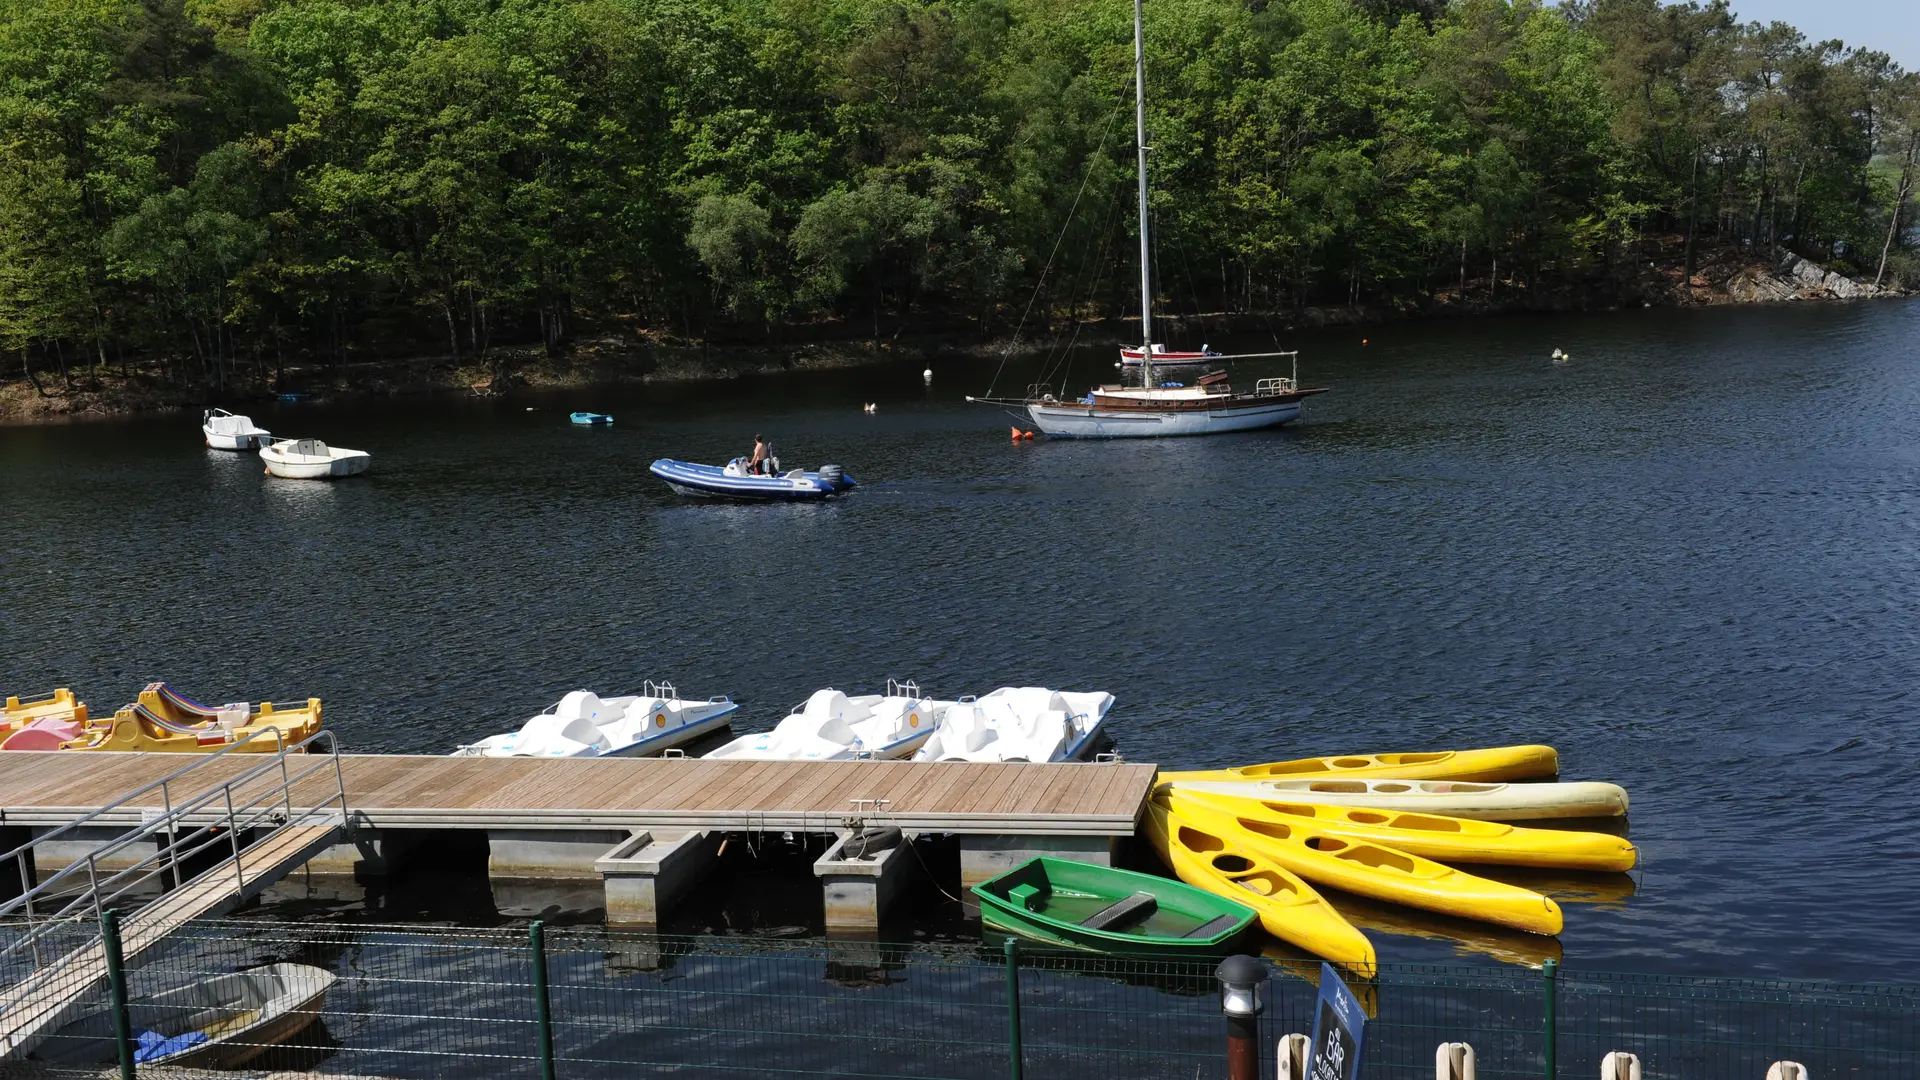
left=749, top=435, right=769, bottom=475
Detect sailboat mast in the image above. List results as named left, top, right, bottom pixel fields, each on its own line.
left=1132, top=0, right=1153, bottom=390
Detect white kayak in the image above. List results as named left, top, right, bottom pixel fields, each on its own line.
left=453, top=685, right=738, bottom=758
left=910, top=686, right=1114, bottom=763
left=202, top=408, right=271, bottom=450
left=704, top=681, right=940, bottom=761
left=260, top=437, right=370, bottom=479
left=1160, top=777, right=1629, bottom=821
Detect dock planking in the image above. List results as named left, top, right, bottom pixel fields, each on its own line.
left=0, top=753, right=1155, bottom=837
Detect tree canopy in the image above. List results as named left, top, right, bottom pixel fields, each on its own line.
left=1, top=0, right=1915, bottom=383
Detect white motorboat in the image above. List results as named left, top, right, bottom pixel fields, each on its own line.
left=452, top=684, right=738, bottom=758
left=704, top=681, right=941, bottom=761
left=911, top=687, right=1115, bottom=763
left=32, top=962, right=334, bottom=1068
left=202, top=408, right=271, bottom=450
left=259, top=437, right=370, bottom=479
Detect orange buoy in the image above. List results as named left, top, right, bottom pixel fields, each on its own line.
left=1010, top=426, right=1022, bottom=442
left=1023, top=430, right=1036, bottom=440
left=1362, top=338, right=1369, bottom=345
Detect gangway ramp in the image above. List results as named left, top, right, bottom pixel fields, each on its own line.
left=0, top=732, right=348, bottom=1059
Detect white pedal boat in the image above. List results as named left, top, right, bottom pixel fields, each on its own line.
left=259, top=437, right=370, bottom=479
left=202, top=408, right=272, bottom=450
left=452, top=684, right=738, bottom=758
left=705, top=682, right=941, bottom=761
left=911, top=687, right=1114, bottom=763
left=1160, top=778, right=1630, bottom=820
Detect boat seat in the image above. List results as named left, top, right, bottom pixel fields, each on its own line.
left=1007, top=883, right=1046, bottom=912
left=1081, top=891, right=1158, bottom=931
left=1183, top=914, right=1242, bottom=939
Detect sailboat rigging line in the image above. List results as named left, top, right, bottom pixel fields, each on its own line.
left=982, top=100, right=1128, bottom=401
left=1037, top=179, right=1125, bottom=394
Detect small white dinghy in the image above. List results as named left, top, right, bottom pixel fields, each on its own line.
left=32, top=962, right=334, bottom=1068
left=452, top=684, right=738, bottom=758
left=1162, top=778, right=1630, bottom=821
left=911, top=687, right=1115, bottom=763
left=704, top=681, right=941, bottom=761
left=202, top=408, right=272, bottom=450
left=259, top=437, right=370, bottom=479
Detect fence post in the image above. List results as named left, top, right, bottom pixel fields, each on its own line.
left=530, top=920, right=555, bottom=1080
left=1004, top=937, right=1023, bottom=1080
left=100, top=908, right=134, bottom=1080
left=1542, top=958, right=1558, bottom=1080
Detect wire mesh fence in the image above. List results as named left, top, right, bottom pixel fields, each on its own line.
left=4, top=916, right=1918, bottom=1079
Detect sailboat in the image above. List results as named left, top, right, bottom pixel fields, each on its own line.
left=992, top=0, right=1329, bottom=438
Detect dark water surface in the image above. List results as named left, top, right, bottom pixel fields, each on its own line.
left=5, top=300, right=1919, bottom=980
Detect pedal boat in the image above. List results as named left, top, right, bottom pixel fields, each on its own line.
left=1, top=689, right=90, bottom=750
left=705, top=682, right=939, bottom=761
left=453, top=685, right=738, bottom=758
left=59, top=683, right=322, bottom=753
left=973, top=856, right=1256, bottom=956
left=910, top=687, right=1114, bottom=763
left=649, top=458, right=854, bottom=501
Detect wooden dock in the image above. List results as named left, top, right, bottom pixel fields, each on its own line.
left=0, top=753, right=1155, bottom=836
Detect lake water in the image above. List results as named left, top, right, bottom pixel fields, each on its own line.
left=4, top=299, right=1918, bottom=981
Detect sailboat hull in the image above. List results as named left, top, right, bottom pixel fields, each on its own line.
left=1027, top=398, right=1303, bottom=438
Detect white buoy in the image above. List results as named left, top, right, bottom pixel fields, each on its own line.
left=922, top=368, right=933, bottom=383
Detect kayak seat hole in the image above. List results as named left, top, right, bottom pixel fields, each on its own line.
left=1240, top=819, right=1292, bottom=841
left=1396, top=753, right=1446, bottom=764
left=1309, top=782, right=1370, bottom=793
left=1341, top=846, right=1416, bottom=872
left=1305, top=836, right=1347, bottom=852
left=1260, top=801, right=1316, bottom=818
left=1231, top=872, right=1281, bottom=897
left=1179, top=826, right=1226, bottom=853
left=1395, top=813, right=1460, bottom=832
left=1348, top=810, right=1390, bottom=824
left=1331, top=758, right=1372, bottom=768
left=1211, top=854, right=1255, bottom=873
left=1374, top=783, right=1411, bottom=793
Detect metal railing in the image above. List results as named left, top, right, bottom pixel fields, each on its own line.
left=0, top=729, right=348, bottom=976
left=10, top=919, right=1918, bottom=1079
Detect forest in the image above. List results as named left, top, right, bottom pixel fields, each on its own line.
left=1, top=0, right=1916, bottom=389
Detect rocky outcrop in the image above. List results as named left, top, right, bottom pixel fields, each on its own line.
left=1726, top=253, right=1886, bottom=302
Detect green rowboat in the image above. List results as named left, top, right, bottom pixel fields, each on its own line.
left=973, top=857, right=1257, bottom=956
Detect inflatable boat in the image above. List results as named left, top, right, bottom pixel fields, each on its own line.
left=649, top=458, right=855, bottom=501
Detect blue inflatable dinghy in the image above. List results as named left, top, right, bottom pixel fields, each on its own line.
left=649, top=458, right=855, bottom=501
left=570, top=412, right=614, bottom=426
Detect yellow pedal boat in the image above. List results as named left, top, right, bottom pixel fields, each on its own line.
left=1144, top=801, right=1376, bottom=974
left=1161, top=744, right=1560, bottom=785
left=1161, top=790, right=1563, bottom=935
left=62, top=683, right=322, bottom=753
left=2, top=689, right=88, bottom=731
left=1160, top=788, right=1636, bottom=872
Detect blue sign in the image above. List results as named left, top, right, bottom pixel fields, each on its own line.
left=1309, top=962, right=1367, bottom=1080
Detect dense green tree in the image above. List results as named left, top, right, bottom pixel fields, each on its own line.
left=0, top=0, right=1914, bottom=383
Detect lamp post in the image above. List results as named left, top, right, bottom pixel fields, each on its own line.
left=1217, top=954, right=1268, bottom=1080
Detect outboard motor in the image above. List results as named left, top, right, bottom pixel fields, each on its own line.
left=818, top=464, right=844, bottom=488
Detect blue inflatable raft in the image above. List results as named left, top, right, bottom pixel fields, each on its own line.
left=570, top=411, right=614, bottom=426
left=649, top=458, right=856, bottom=501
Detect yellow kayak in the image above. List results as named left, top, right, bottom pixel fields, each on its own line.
left=1162, top=777, right=1628, bottom=821
left=1143, top=801, right=1376, bottom=974
left=1159, top=787, right=1637, bottom=872
left=62, top=683, right=322, bottom=753
left=1162, top=790, right=1562, bottom=935
left=1162, top=744, right=1559, bottom=785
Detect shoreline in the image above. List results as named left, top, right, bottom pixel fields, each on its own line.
left=3, top=247, right=1905, bottom=425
